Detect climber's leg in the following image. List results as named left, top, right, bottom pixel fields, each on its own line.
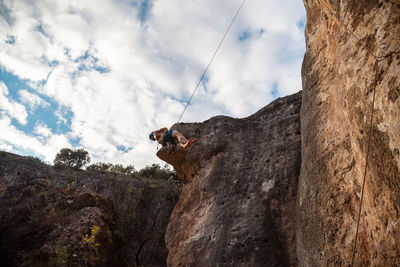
left=171, top=130, right=198, bottom=149
left=171, top=130, right=189, bottom=147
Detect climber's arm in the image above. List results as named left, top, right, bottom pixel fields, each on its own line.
left=154, top=127, right=168, bottom=135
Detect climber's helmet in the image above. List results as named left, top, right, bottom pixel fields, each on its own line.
left=149, top=132, right=156, bottom=141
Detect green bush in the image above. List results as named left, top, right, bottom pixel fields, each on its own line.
left=86, top=162, right=113, bottom=172
left=138, top=163, right=178, bottom=181
left=54, top=148, right=90, bottom=170
left=87, top=162, right=136, bottom=175
left=110, top=164, right=136, bottom=175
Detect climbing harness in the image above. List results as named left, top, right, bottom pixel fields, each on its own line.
left=176, top=0, right=247, bottom=123
left=319, top=7, right=398, bottom=266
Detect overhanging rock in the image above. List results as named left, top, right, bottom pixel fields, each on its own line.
left=157, top=91, right=302, bottom=267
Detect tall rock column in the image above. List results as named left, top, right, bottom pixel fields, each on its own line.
left=158, top=92, right=302, bottom=266
left=297, top=1, right=400, bottom=266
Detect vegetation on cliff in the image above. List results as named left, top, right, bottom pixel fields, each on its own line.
left=0, top=151, right=181, bottom=266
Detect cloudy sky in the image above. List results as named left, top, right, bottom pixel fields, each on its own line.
left=0, top=0, right=306, bottom=169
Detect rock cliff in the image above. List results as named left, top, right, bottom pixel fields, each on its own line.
left=158, top=91, right=302, bottom=266
left=1, top=1, right=398, bottom=266
left=159, top=1, right=399, bottom=266
left=0, top=151, right=181, bottom=266
left=297, top=0, right=400, bottom=266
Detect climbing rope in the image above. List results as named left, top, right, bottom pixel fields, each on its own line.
left=319, top=7, right=398, bottom=266
left=331, top=17, right=379, bottom=267
left=350, top=81, right=377, bottom=267
left=176, top=0, right=247, bottom=123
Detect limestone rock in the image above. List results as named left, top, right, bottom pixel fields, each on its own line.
left=297, top=1, right=400, bottom=266
left=158, top=91, right=302, bottom=266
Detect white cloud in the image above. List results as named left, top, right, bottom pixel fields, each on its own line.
left=0, top=0, right=306, bottom=169
left=34, top=123, right=52, bottom=137
left=0, top=116, right=71, bottom=162
left=0, top=1, right=52, bottom=80
left=0, top=141, right=13, bottom=152
left=0, top=81, right=28, bottom=124
left=19, top=89, right=50, bottom=110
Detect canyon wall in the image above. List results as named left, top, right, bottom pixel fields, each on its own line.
left=297, top=0, right=400, bottom=266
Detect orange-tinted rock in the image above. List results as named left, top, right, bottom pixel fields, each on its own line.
left=297, top=1, right=400, bottom=266
left=158, top=92, right=302, bottom=266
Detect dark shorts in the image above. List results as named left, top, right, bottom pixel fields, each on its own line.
left=165, top=129, right=175, bottom=144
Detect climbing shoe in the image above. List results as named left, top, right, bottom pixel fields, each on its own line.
left=184, top=139, right=198, bottom=149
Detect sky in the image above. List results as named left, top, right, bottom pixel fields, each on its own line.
left=0, top=0, right=306, bottom=169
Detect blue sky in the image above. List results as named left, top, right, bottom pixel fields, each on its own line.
left=1, top=70, right=73, bottom=135
left=0, top=0, right=306, bottom=169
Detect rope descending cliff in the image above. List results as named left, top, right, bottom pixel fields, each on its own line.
left=318, top=7, right=392, bottom=266
left=177, top=0, right=247, bottom=123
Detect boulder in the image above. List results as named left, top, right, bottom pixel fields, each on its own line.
left=158, top=91, right=302, bottom=266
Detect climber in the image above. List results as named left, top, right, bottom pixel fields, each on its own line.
left=149, top=127, right=197, bottom=149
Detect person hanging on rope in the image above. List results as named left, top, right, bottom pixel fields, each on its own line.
left=149, top=127, right=197, bottom=149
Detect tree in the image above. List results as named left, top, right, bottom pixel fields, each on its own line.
left=54, top=148, right=91, bottom=170
left=138, top=163, right=178, bottom=180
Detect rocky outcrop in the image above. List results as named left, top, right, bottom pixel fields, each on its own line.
left=158, top=91, right=301, bottom=266
left=297, top=1, right=400, bottom=266
left=2, top=2, right=398, bottom=266
left=0, top=151, right=181, bottom=266
left=159, top=2, right=399, bottom=266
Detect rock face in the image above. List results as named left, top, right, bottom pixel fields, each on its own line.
left=158, top=91, right=302, bottom=266
left=297, top=1, right=400, bottom=266
left=0, top=151, right=181, bottom=266
left=2, top=2, right=398, bottom=266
